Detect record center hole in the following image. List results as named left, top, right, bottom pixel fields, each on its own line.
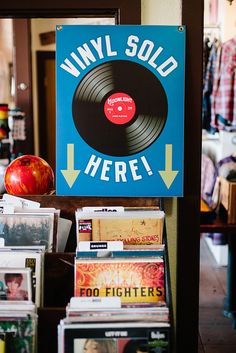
left=118, top=106, right=122, bottom=111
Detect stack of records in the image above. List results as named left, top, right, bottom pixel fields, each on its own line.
left=66, top=297, right=169, bottom=324
left=59, top=295, right=170, bottom=353
left=0, top=194, right=73, bottom=310
left=74, top=207, right=167, bottom=307
left=58, top=206, right=171, bottom=352
left=0, top=270, right=37, bottom=353
left=0, top=193, right=72, bottom=253
left=75, top=207, right=165, bottom=248
left=0, top=247, right=45, bottom=307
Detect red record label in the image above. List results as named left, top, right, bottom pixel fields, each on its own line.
left=104, top=92, right=136, bottom=125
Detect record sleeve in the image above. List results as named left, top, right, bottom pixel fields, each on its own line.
left=0, top=249, right=44, bottom=307
left=56, top=25, right=185, bottom=197
left=75, top=209, right=165, bottom=247
left=58, top=321, right=170, bottom=353
left=0, top=213, right=54, bottom=251
left=0, top=313, right=37, bottom=353
left=74, top=257, right=165, bottom=305
left=0, top=267, right=32, bottom=302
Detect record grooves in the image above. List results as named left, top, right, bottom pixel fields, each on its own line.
left=72, top=60, right=168, bottom=156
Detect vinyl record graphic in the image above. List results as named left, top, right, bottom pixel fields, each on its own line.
left=72, top=60, right=168, bottom=156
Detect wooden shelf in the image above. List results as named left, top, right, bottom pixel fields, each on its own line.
left=200, top=208, right=236, bottom=234
left=38, top=307, right=66, bottom=353
left=44, top=252, right=75, bottom=307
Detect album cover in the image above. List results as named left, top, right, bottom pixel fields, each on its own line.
left=13, top=208, right=60, bottom=252
left=76, top=210, right=164, bottom=246
left=0, top=249, right=44, bottom=307
left=58, top=321, right=170, bottom=353
left=14, top=206, right=72, bottom=252
left=0, top=313, right=37, bottom=353
left=0, top=213, right=54, bottom=251
left=0, top=267, right=32, bottom=302
left=56, top=25, right=185, bottom=197
left=74, top=257, right=165, bottom=305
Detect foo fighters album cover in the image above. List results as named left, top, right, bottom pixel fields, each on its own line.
left=56, top=25, right=186, bottom=196
left=74, top=257, right=165, bottom=305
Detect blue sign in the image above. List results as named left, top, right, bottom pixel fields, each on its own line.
left=56, top=25, right=185, bottom=196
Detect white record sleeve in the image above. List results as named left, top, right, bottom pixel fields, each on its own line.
left=0, top=249, right=44, bottom=306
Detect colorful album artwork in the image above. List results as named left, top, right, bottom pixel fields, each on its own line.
left=0, top=268, right=32, bottom=302
left=0, top=317, right=36, bottom=353
left=73, top=337, right=169, bottom=353
left=59, top=323, right=170, bottom=353
left=77, top=217, right=163, bottom=244
left=0, top=250, right=43, bottom=307
left=74, top=258, right=165, bottom=304
left=56, top=25, right=185, bottom=196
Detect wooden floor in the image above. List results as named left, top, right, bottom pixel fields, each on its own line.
left=199, top=235, right=236, bottom=353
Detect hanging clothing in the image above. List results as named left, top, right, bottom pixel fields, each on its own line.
left=201, top=153, right=216, bottom=205
left=211, top=37, right=236, bottom=129
left=202, top=39, right=220, bottom=131
left=203, top=37, right=212, bottom=85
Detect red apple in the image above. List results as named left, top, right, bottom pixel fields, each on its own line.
left=4, top=155, right=54, bottom=195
